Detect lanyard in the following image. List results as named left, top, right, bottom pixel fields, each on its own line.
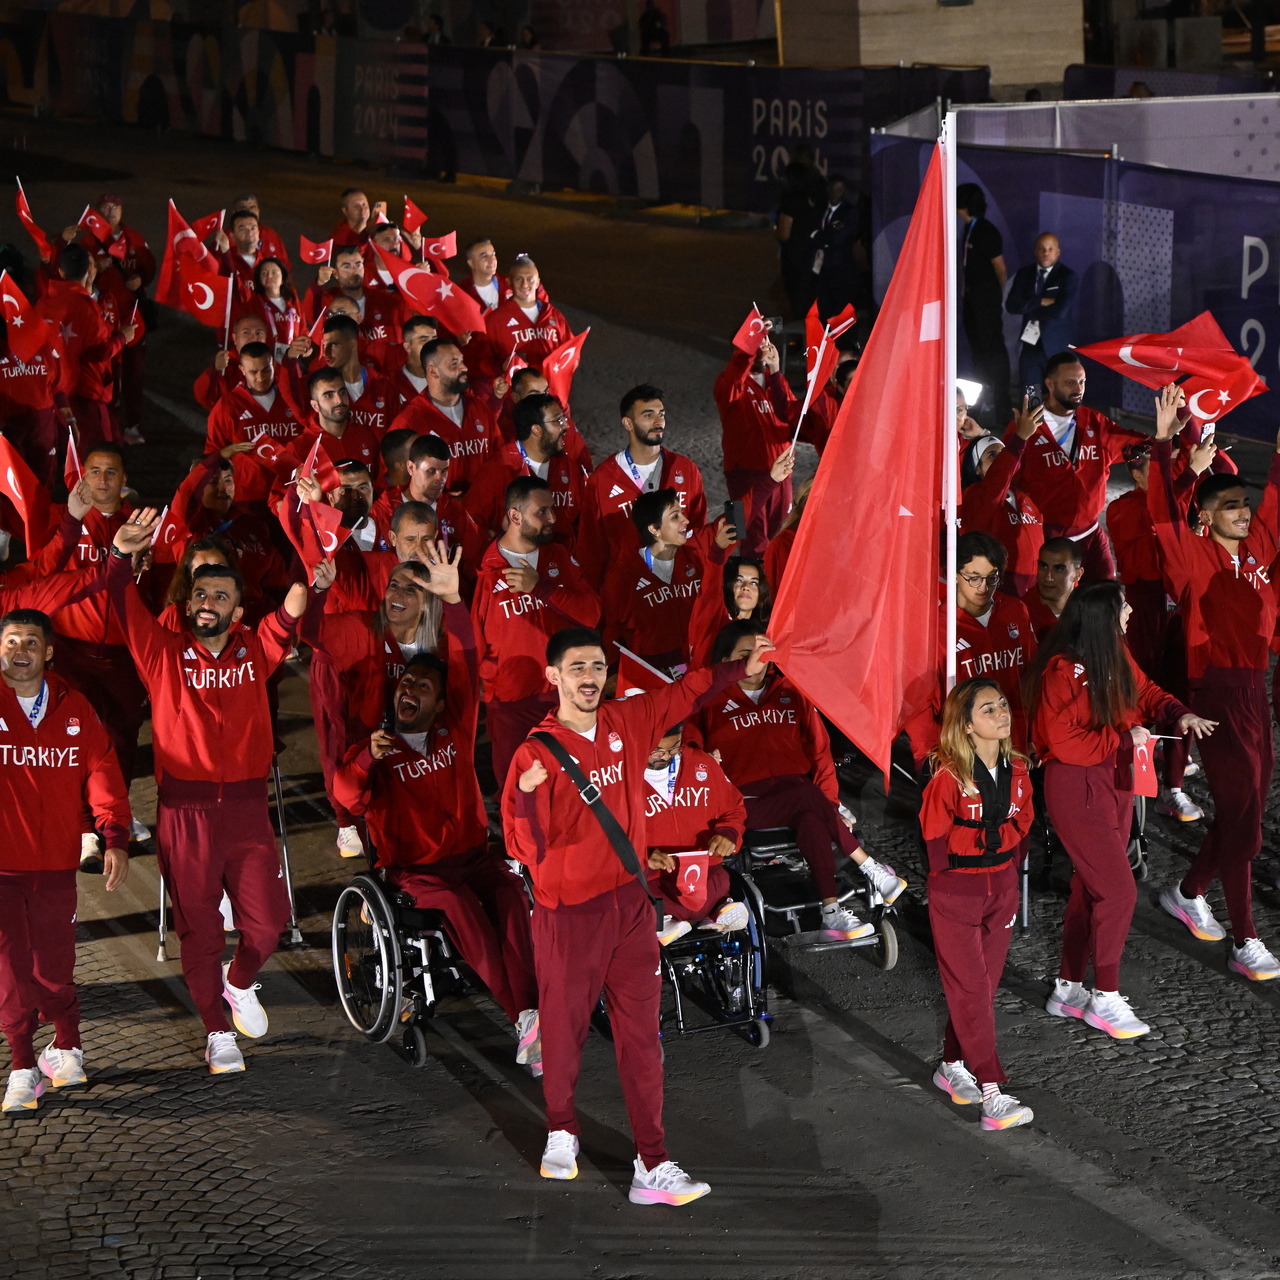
left=623, top=449, right=652, bottom=491
left=657, top=754, right=679, bottom=802
left=23, top=680, right=46, bottom=728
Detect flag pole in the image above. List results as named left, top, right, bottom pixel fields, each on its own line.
left=942, top=111, right=959, bottom=693
left=790, top=326, right=829, bottom=451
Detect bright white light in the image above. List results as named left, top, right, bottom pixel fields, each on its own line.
left=956, top=378, right=983, bottom=406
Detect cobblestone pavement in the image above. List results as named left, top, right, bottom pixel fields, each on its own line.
left=3, top=115, right=1280, bottom=1278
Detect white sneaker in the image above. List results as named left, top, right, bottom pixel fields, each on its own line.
left=122, top=425, right=146, bottom=445
left=1182, top=760, right=1200, bottom=779
left=933, top=1060, right=981, bottom=1104
left=205, top=1031, right=245, bottom=1074
left=1083, top=990, right=1150, bottom=1040
left=37, top=1044, right=86, bottom=1088
left=129, top=817, right=151, bottom=842
left=658, top=916, right=692, bottom=946
left=79, top=832, right=102, bottom=872
left=218, top=892, right=236, bottom=933
left=861, top=857, right=907, bottom=905
left=1157, top=788, right=1203, bottom=822
left=221, top=963, right=268, bottom=1038
left=2, top=1068, right=44, bottom=1113
left=1045, top=977, right=1089, bottom=1019
left=703, top=900, right=749, bottom=932
left=337, top=825, right=365, bottom=859
left=628, top=1156, right=711, bottom=1206
left=981, top=1090, right=1034, bottom=1131
left=1228, top=938, right=1280, bottom=981
left=516, top=1008, right=541, bottom=1068
left=820, top=905, right=873, bottom=940
left=540, top=1129, right=579, bottom=1180
left=1159, top=882, right=1226, bottom=941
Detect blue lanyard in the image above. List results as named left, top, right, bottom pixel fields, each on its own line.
left=623, top=449, right=651, bottom=491
left=659, top=753, right=678, bottom=802
left=24, top=680, right=46, bottom=728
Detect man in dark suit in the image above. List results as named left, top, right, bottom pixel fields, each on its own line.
left=810, top=173, right=866, bottom=322
left=1005, top=233, right=1078, bottom=389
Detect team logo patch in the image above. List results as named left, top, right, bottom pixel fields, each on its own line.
left=475, top=421, right=485, bottom=432
left=686, top=565, right=696, bottom=577
left=437, top=726, right=448, bottom=737
left=780, top=696, right=791, bottom=704
left=608, top=732, right=623, bottom=753
left=695, top=767, right=707, bottom=781
left=548, top=566, right=559, bottom=577
left=1248, top=556, right=1257, bottom=565
left=1007, top=625, right=1020, bottom=639
left=65, top=718, right=80, bottom=737
left=237, top=647, right=248, bottom=659
left=674, top=473, right=684, bottom=484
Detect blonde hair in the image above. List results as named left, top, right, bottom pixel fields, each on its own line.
left=928, top=678, right=1022, bottom=795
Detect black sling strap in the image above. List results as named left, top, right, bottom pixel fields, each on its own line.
left=531, top=731, right=663, bottom=927
left=948, top=757, right=1015, bottom=870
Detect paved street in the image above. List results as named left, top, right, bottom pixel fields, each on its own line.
left=3, top=116, right=1280, bottom=1280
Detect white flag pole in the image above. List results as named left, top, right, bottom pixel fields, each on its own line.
left=942, top=110, right=959, bottom=694
left=790, top=326, right=829, bottom=451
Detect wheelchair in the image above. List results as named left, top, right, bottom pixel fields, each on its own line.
left=737, top=828, right=899, bottom=968
left=654, top=864, right=773, bottom=1048
left=331, top=871, right=470, bottom=1066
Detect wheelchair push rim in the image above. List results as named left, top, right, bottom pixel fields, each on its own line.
left=331, top=876, right=403, bottom=1044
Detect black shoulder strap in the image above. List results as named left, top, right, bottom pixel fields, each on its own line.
left=530, top=731, right=663, bottom=927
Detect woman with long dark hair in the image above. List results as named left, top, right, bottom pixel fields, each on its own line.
left=251, top=257, right=302, bottom=360
left=922, top=678, right=1035, bottom=1130
left=1027, top=581, right=1215, bottom=1039
left=687, top=556, right=772, bottom=668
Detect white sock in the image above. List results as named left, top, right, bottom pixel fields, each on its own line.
left=821, top=902, right=839, bottom=916
left=981, top=1083, right=1001, bottom=1103
left=942, top=1059, right=964, bottom=1070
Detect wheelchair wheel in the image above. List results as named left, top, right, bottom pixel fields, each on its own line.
left=869, top=917, right=898, bottom=971
left=590, top=997, right=613, bottom=1042
left=741, top=1017, right=770, bottom=1049
left=404, top=1022, right=429, bottom=1068
left=331, top=875, right=402, bottom=1044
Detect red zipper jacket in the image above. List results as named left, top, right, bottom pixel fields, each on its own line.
left=462, top=440, right=587, bottom=543
left=601, top=539, right=710, bottom=673
left=1031, top=650, right=1187, bottom=766
left=473, top=539, right=600, bottom=702
left=35, top=281, right=123, bottom=403
left=714, top=350, right=796, bottom=475
left=332, top=602, right=486, bottom=866
left=643, top=744, right=745, bottom=856
left=481, top=298, right=572, bottom=380
left=0, top=672, right=130, bottom=869
left=106, top=552, right=301, bottom=783
left=502, top=660, right=747, bottom=907
left=1147, top=438, right=1280, bottom=679
left=1005, top=405, right=1145, bottom=533
left=388, top=389, right=504, bottom=495
left=575, top=449, right=707, bottom=590
left=960, top=436, right=1043, bottom=588
left=690, top=673, right=838, bottom=801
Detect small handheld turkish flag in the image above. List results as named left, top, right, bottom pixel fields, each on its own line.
left=403, top=196, right=428, bottom=233
left=156, top=200, right=214, bottom=308
left=305, top=306, right=328, bottom=350
left=191, top=211, right=224, bottom=242
left=0, top=271, right=52, bottom=364
left=15, top=180, right=53, bottom=263
left=280, top=488, right=350, bottom=584
left=616, top=645, right=674, bottom=698
left=78, top=206, right=112, bottom=244
left=298, top=433, right=341, bottom=492
left=107, top=238, right=127, bottom=261
left=176, top=258, right=233, bottom=329
left=731, top=305, right=768, bottom=357
left=63, top=433, right=82, bottom=493
left=542, top=328, right=589, bottom=407
left=0, top=435, right=52, bottom=552
left=1132, top=742, right=1158, bottom=798
left=249, top=431, right=283, bottom=469
left=371, top=241, right=486, bottom=335
left=300, top=236, right=334, bottom=265
left=1076, top=312, right=1265, bottom=423
left=504, top=345, right=528, bottom=380
left=422, top=230, right=457, bottom=264
left=673, top=852, right=710, bottom=915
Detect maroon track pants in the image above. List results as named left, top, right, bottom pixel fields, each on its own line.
left=1185, top=671, right=1272, bottom=944
left=929, top=868, right=1018, bottom=1085
left=309, top=654, right=355, bottom=828
left=389, top=848, right=537, bottom=1023
left=486, top=693, right=555, bottom=792
left=2, top=409, right=59, bottom=489
left=743, top=774, right=859, bottom=899
left=651, top=863, right=732, bottom=923
left=156, top=780, right=289, bottom=1034
left=53, top=639, right=148, bottom=792
left=0, top=870, right=79, bottom=1070
left=69, top=397, right=115, bottom=452
left=533, top=879, right=667, bottom=1164
left=1045, top=757, right=1134, bottom=991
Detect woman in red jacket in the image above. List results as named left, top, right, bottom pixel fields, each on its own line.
left=686, top=556, right=771, bottom=670
left=1026, top=581, right=1215, bottom=1039
left=921, top=678, right=1034, bottom=1130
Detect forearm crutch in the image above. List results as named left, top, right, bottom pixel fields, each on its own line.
left=272, top=756, right=304, bottom=947
left=157, top=873, right=170, bottom=962
left=1019, top=849, right=1030, bottom=934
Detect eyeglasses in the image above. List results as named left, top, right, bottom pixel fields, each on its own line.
left=648, top=746, right=678, bottom=764
left=958, top=571, right=1001, bottom=588
left=545, top=414, right=568, bottom=427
